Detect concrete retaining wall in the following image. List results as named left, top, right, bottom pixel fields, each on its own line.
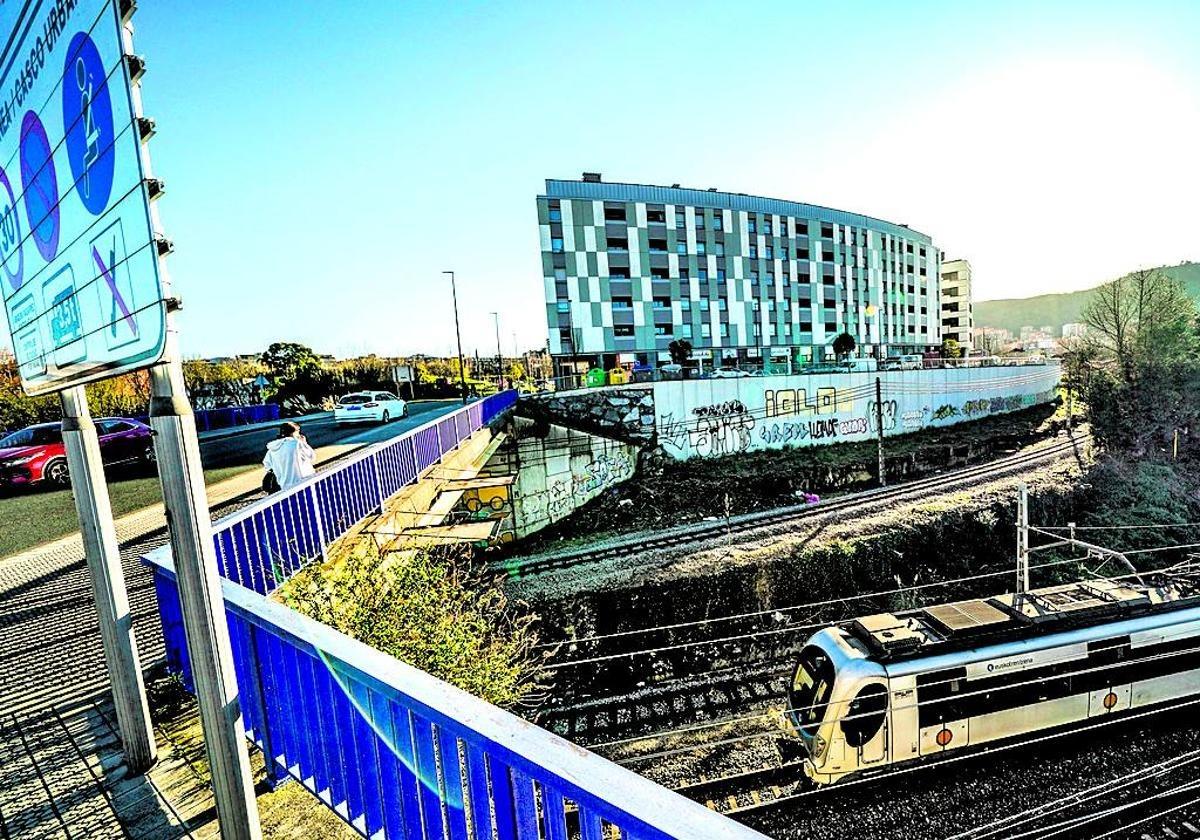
left=654, top=364, right=1061, bottom=460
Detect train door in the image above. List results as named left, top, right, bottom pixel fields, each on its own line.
left=841, top=683, right=889, bottom=766
left=888, top=675, right=920, bottom=763
left=1086, top=637, right=1132, bottom=718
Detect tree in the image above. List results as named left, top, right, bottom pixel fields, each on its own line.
left=667, top=339, right=693, bottom=366
left=1083, top=268, right=1198, bottom=382
left=261, top=342, right=321, bottom=382
left=832, top=331, right=857, bottom=361
left=941, top=338, right=963, bottom=359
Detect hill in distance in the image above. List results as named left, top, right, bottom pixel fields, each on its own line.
left=974, top=261, right=1200, bottom=335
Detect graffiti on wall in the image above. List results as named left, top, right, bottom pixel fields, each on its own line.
left=866, top=399, right=898, bottom=435
left=660, top=401, right=757, bottom=457
left=521, top=449, right=637, bottom=525
left=764, top=387, right=852, bottom=418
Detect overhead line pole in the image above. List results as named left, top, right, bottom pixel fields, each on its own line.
left=875, top=376, right=886, bottom=487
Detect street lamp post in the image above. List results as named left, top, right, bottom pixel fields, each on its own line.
left=443, top=270, right=468, bottom=404
left=491, top=312, right=504, bottom=390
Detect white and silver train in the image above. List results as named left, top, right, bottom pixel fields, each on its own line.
left=785, top=575, right=1200, bottom=784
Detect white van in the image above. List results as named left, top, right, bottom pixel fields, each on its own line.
left=841, top=358, right=878, bottom=373
left=898, top=354, right=923, bottom=370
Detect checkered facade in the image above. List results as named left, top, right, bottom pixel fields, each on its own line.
left=538, top=178, right=943, bottom=370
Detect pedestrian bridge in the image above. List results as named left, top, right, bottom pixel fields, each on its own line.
left=143, top=390, right=766, bottom=840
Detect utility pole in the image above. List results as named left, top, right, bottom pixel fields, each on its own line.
left=59, top=387, right=156, bottom=773
left=1016, top=483, right=1030, bottom=597
left=492, top=311, right=503, bottom=388
left=443, top=270, right=468, bottom=404
left=874, top=376, right=886, bottom=487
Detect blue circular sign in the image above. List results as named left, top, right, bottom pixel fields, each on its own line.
left=62, top=31, right=114, bottom=216
left=0, top=166, right=23, bottom=292
left=19, top=111, right=60, bottom=262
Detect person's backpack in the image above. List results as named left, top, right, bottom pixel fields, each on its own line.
left=262, top=470, right=281, bottom=494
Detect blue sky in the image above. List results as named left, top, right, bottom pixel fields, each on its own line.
left=5, top=0, right=1199, bottom=359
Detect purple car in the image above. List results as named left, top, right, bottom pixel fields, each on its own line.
left=0, top=417, right=155, bottom=489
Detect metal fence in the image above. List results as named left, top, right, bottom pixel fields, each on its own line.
left=143, top=550, right=765, bottom=840
left=208, top=390, right=518, bottom=594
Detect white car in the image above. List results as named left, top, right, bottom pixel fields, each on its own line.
left=333, top=391, right=408, bottom=424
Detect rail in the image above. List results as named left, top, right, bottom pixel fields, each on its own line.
left=143, top=547, right=767, bottom=840
left=205, top=390, right=517, bottom=594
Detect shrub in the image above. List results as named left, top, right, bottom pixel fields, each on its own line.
left=280, top=541, right=549, bottom=709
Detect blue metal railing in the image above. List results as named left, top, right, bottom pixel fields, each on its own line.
left=143, top=551, right=766, bottom=840
left=206, top=392, right=514, bottom=594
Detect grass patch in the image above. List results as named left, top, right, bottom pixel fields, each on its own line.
left=0, top=464, right=253, bottom=558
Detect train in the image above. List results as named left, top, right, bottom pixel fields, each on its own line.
left=784, top=574, right=1200, bottom=784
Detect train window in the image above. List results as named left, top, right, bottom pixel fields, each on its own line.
left=791, top=646, right=835, bottom=735
left=841, top=683, right=889, bottom=747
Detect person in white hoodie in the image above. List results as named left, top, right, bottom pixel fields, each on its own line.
left=262, top=421, right=315, bottom=492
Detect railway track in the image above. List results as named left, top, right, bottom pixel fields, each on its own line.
left=500, top=432, right=1088, bottom=577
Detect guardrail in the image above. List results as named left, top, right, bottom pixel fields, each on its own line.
left=143, top=550, right=765, bottom=840
left=208, top=390, right=517, bottom=594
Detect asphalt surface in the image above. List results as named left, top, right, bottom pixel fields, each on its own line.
left=197, top=399, right=460, bottom=470
left=0, top=399, right=461, bottom=718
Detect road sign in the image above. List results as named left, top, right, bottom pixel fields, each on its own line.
left=0, top=0, right=167, bottom=395
left=392, top=363, right=413, bottom=383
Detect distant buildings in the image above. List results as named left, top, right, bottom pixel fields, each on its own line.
left=939, top=259, right=973, bottom=351
left=537, top=174, right=944, bottom=376
left=1062, top=322, right=1088, bottom=338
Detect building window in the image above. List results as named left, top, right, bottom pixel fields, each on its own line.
left=682, top=323, right=693, bottom=338
left=749, top=244, right=758, bottom=258
left=614, top=325, right=634, bottom=337
left=696, top=242, right=707, bottom=255
left=609, top=236, right=628, bottom=250
left=653, top=296, right=671, bottom=309
left=699, top=269, right=708, bottom=281
left=647, top=208, right=666, bottom=224
left=654, top=324, right=673, bottom=337
left=748, top=217, right=757, bottom=234
left=549, top=207, right=562, bottom=222
left=651, top=267, right=669, bottom=279
left=675, top=210, right=686, bottom=229
left=717, top=298, right=727, bottom=310
left=649, top=238, right=667, bottom=253
left=612, top=297, right=633, bottom=309
left=717, top=268, right=727, bottom=280
left=715, top=242, right=725, bottom=256
left=676, top=242, right=687, bottom=255
left=681, top=297, right=692, bottom=310
left=556, top=301, right=570, bottom=313
left=764, top=220, right=773, bottom=235
left=719, top=323, right=729, bottom=337
left=604, top=207, right=627, bottom=222
left=821, top=223, right=834, bottom=238
left=551, top=237, right=564, bottom=253
left=750, top=270, right=759, bottom=282
left=713, top=214, right=724, bottom=231
left=765, top=245, right=774, bottom=259
left=701, top=323, right=712, bottom=338
left=825, top=322, right=837, bottom=332
left=694, top=210, right=705, bottom=229
left=610, top=267, right=630, bottom=279
left=559, top=328, right=573, bottom=344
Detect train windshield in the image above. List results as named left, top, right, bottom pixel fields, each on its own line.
left=791, top=645, right=835, bottom=736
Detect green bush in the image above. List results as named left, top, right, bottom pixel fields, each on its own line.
left=280, top=542, right=549, bottom=709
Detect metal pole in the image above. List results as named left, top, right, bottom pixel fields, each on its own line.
left=444, top=270, right=468, bottom=405
left=492, top=311, right=503, bottom=389
left=149, top=350, right=262, bottom=840
left=119, top=8, right=258, bottom=834
left=58, top=386, right=156, bottom=773
left=1016, top=483, right=1030, bottom=596
left=874, top=376, right=886, bottom=487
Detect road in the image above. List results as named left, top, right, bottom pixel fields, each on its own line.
left=0, top=398, right=462, bottom=717
left=196, top=399, right=460, bottom=470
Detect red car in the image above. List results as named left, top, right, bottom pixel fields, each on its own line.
left=0, top=418, right=155, bottom=489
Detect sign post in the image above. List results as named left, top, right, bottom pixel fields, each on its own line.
left=59, top=385, right=155, bottom=772
left=0, top=1, right=262, bottom=835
